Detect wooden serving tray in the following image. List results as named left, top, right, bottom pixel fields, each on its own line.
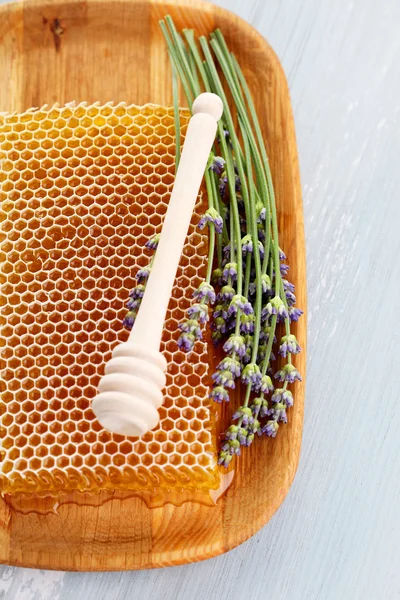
left=0, top=0, right=306, bottom=570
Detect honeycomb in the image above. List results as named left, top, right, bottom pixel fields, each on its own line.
left=0, top=102, right=220, bottom=496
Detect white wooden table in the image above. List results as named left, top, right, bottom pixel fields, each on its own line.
left=1, top=0, right=399, bottom=598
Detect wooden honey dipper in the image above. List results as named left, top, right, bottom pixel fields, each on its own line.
left=91, top=93, right=224, bottom=437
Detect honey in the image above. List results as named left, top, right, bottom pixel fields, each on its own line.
left=0, top=102, right=220, bottom=495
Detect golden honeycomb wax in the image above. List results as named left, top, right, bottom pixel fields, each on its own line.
left=0, top=102, right=220, bottom=496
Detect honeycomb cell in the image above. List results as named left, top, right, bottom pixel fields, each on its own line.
left=0, top=101, right=219, bottom=496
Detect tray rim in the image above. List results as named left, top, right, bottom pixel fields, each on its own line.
left=0, top=0, right=306, bottom=571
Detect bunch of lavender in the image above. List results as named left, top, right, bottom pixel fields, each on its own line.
left=124, top=18, right=303, bottom=467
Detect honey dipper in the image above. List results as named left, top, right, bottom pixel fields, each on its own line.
left=91, top=93, right=223, bottom=437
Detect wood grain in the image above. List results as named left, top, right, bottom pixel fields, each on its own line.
left=0, top=0, right=305, bottom=571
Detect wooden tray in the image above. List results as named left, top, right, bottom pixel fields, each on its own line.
left=0, top=0, right=306, bottom=570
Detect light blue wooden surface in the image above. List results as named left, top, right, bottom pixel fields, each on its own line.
left=0, top=0, right=399, bottom=598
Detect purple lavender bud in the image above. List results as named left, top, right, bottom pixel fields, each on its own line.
left=213, top=304, right=229, bottom=320
left=136, top=267, right=151, bottom=282
left=225, top=425, right=239, bottom=440
left=289, top=306, right=303, bottom=322
left=257, top=206, right=266, bottom=223
left=240, top=313, right=255, bottom=334
left=219, top=285, right=235, bottom=301
left=216, top=356, right=242, bottom=377
left=122, top=310, right=136, bottom=330
left=232, top=406, right=253, bottom=425
left=271, top=402, right=288, bottom=423
left=177, top=332, right=196, bottom=352
left=279, top=334, right=301, bottom=357
left=263, top=295, right=289, bottom=320
left=241, top=363, right=262, bottom=390
left=223, top=244, right=231, bottom=259
left=129, top=284, right=145, bottom=299
left=210, top=155, right=225, bottom=175
left=260, top=399, right=270, bottom=418
left=283, top=278, right=295, bottom=293
left=219, top=174, right=228, bottom=197
left=187, top=303, right=209, bottom=324
left=262, top=420, right=279, bottom=437
left=245, top=432, right=255, bottom=446
left=212, top=369, right=236, bottom=389
left=193, top=281, right=216, bottom=304
left=260, top=375, right=274, bottom=394
left=228, top=295, right=254, bottom=317
left=212, top=268, right=223, bottom=286
left=238, top=427, right=248, bottom=445
left=213, top=316, right=227, bottom=334
left=241, top=235, right=253, bottom=255
left=210, top=385, right=230, bottom=403
left=145, top=234, right=160, bottom=250
left=126, top=297, right=141, bottom=311
left=218, top=450, right=233, bottom=468
left=198, top=208, right=224, bottom=234
left=279, top=248, right=286, bottom=261
left=272, top=389, right=294, bottom=407
left=261, top=274, right=272, bottom=294
left=178, top=319, right=202, bottom=339
left=285, top=290, right=296, bottom=306
left=223, top=334, right=246, bottom=358
left=280, top=263, right=290, bottom=276
left=275, top=364, right=302, bottom=383
left=222, top=262, right=238, bottom=282
left=251, top=397, right=262, bottom=415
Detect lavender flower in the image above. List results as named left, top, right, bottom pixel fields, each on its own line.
left=219, top=173, right=228, bottom=197
left=123, top=310, right=136, bottom=330
left=222, top=262, right=238, bottom=282
left=272, top=388, right=293, bottom=407
left=262, top=295, right=289, bottom=320
left=129, top=284, right=145, bottom=299
left=279, top=334, right=301, bottom=357
left=218, top=450, right=233, bottom=467
left=219, top=285, right=235, bottom=301
left=223, top=334, right=246, bottom=358
left=232, top=406, right=253, bottom=425
left=261, top=274, right=272, bottom=294
left=256, top=200, right=266, bottom=222
left=126, top=297, right=141, bottom=311
left=193, top=281, right=216, bottom=304
left=136, top=267, right=151, bottom=282
left=275, top=363, right=302, bottom=383
left=285, top=290, right=296, bottom=306
left=213, top=303, right=229, bottom=320
left=198, top=207, right=223, bottom=234
left=210, top=386, right=230, bottom=403
left=283, top=278, right=295, bottom=293
left=228, top=294, right=253, bottom=316
left=212, top=316, right=227, bottom=335
left=241, top=235, right=253, bottom=255
left=177, top=332, right=196, bottom=352
left=280, top=263, right=290, bottom=276
left=187, top=303, right=209, bottom=324
left=268, top=402, right=287, bottom=423
left=241, top=363, right=262, bottom=390
left=216, top=356, right=242, bottom=377
left=225, top=425, right=239, bottom=440
left=210, top=155, right=225, bottom=175
left=279, top=248, right=287, bottom=261
left=289, top=306, right=303, bottom=322
left=178, top=318, right=202, bottom=338
left=260, top=375, right=274, bottom=394
left=262, top=420, right=279, bottom=437
left=240, top=313, right=255, bottom=334
left=145, top=234, right=160, bottom=250
left=212, top=268, right=223, bottom=286
left=221, top=438, right=241, bottom=456
left=212, top=369, right=235, bottom=389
